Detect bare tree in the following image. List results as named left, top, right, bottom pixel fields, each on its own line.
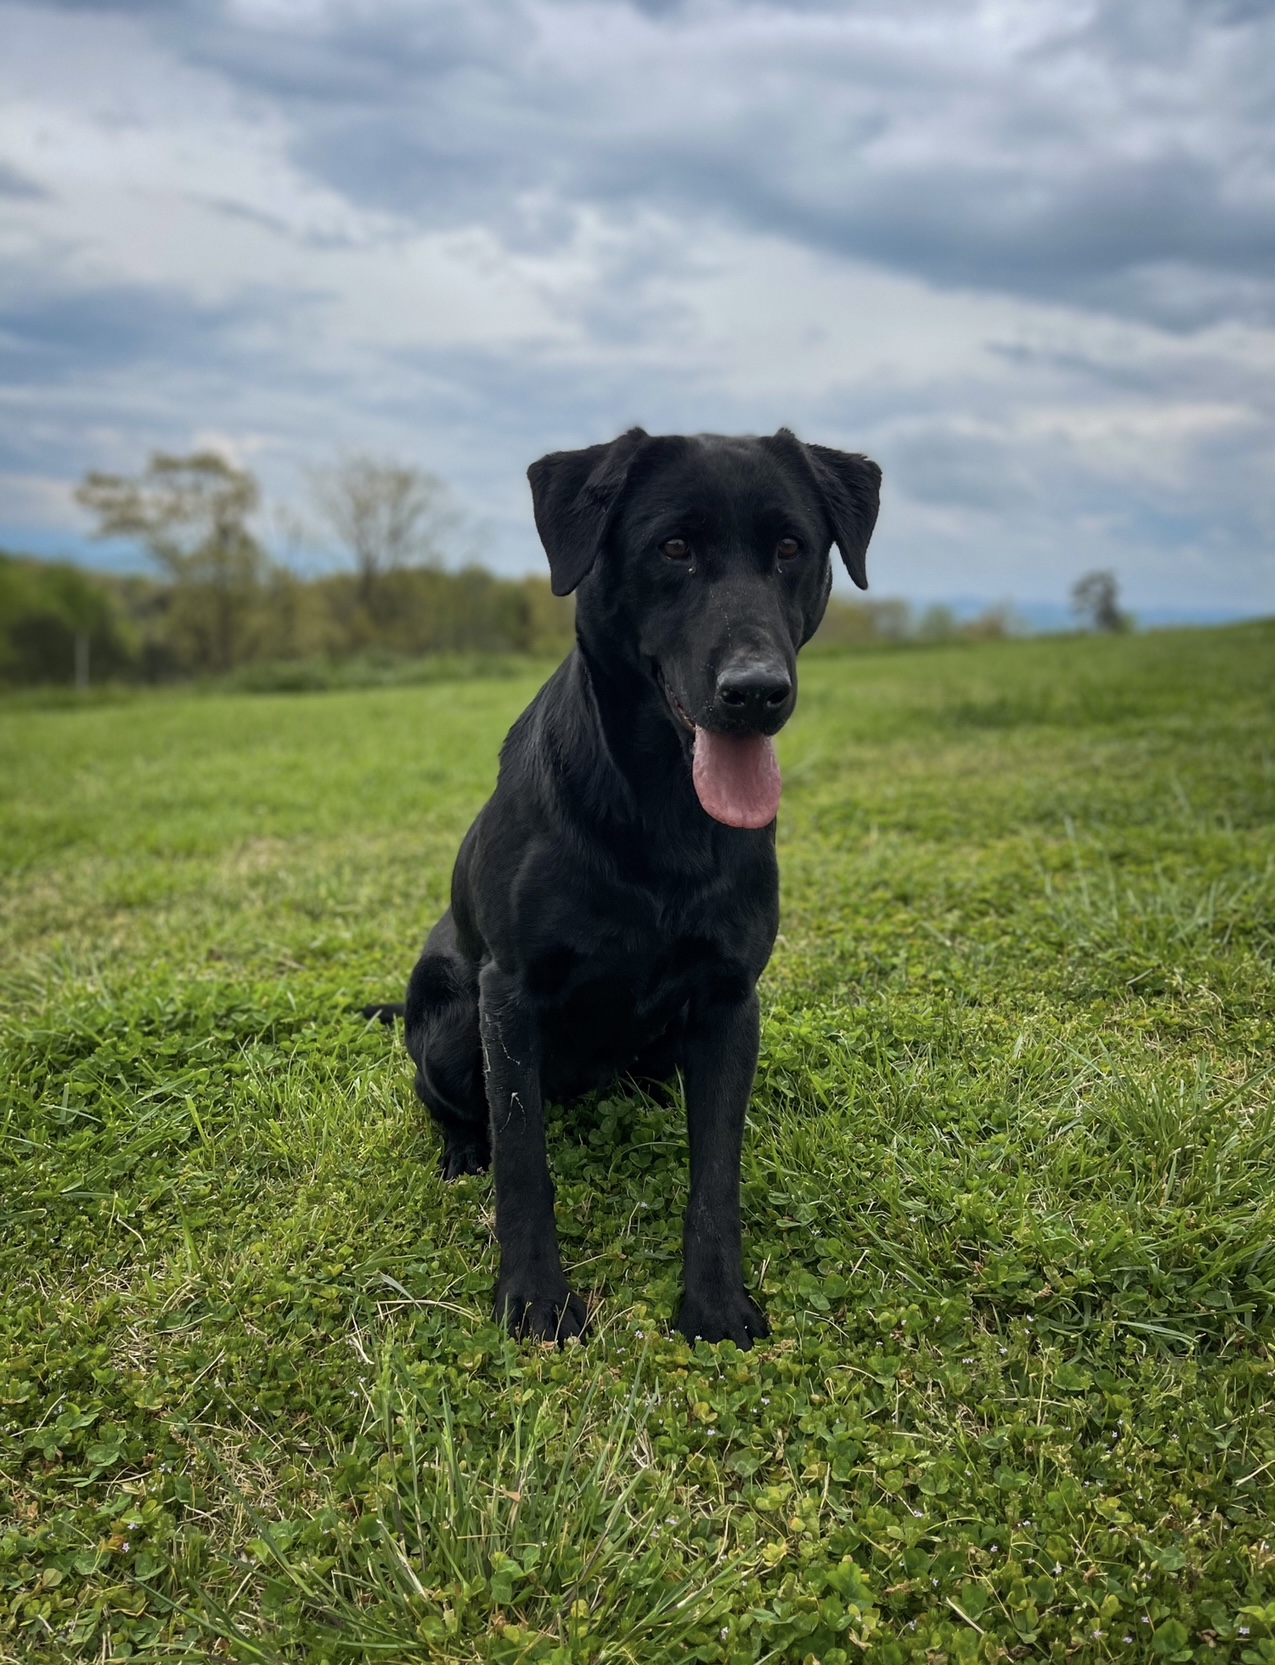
left=310, top=455, right=456, bottom=612
left=76, top=452, right=264, bottom=671
left=1071, top=569, right=1130, bottom=634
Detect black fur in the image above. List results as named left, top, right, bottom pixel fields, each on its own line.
left=367, top=428, right=880, bottom=1345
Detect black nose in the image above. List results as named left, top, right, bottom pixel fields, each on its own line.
left=715, top=661, right=793, bottom=724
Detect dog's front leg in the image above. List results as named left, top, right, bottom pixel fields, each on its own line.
left=675, top=986, right=770, bottom=1348
left=479, top=963, right=587, bottom=1342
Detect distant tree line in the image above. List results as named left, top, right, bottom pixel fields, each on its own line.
left=812, top=597, right=1027, bottom=648
left=0, top=449, right=1132, bottom=690
left=0, top=548, right=578, bottom=688
left=2, top=452, right=578, bottom=688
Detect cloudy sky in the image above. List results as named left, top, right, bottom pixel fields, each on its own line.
left=1, top=0, right=1271, bottom=614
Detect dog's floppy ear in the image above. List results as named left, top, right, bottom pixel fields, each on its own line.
left=768, top=429, right=881, bottom=591
left=527, top=428, right=651, bottom=596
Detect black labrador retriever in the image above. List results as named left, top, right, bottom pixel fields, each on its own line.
left=366, top=427, right=880, bottom=1347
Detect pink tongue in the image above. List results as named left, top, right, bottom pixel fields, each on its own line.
left=692, top=729, right=782, bottom=828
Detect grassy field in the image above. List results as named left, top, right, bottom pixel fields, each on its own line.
left=1, top=624, right=1271, bottom=1665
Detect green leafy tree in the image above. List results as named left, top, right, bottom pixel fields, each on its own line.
left=76, top=452, right=265, bottom=672
left=0, top=553, right=133, bottom=687
left=1071, top=569, right=1131, bottom=634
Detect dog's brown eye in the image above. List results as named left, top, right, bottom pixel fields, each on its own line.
left=661, top=538, right=690, bottom=560
left=777, top=536, right=800, bottom=559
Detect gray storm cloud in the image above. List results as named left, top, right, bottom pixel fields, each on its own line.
left=0, top=0, right=1271, bottom=610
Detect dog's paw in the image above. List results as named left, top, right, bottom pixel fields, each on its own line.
left=495, top=1282, right=589, bottom=1345
left=675, top=1287, right=769, bottom=1349
left=440, top=1139, right=489, bottom=1180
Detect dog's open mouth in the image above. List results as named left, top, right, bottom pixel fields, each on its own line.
left=659, top=674, right=782, bottom=831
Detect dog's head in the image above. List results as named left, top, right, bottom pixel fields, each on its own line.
left=527, top=428, right=881, bottom=828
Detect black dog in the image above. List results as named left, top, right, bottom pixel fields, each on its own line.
left=366, top=428, right=880, bottom=1347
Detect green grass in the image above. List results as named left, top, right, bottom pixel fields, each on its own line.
left=1, top=624, right=1271, bottom=1665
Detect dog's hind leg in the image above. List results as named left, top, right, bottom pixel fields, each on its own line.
left=403, top=911, right=489, bottom=1179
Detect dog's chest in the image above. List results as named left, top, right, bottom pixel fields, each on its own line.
left=535, top=929, right=710, bottom=1069
left=528, top=863, right=760, bottom=1014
